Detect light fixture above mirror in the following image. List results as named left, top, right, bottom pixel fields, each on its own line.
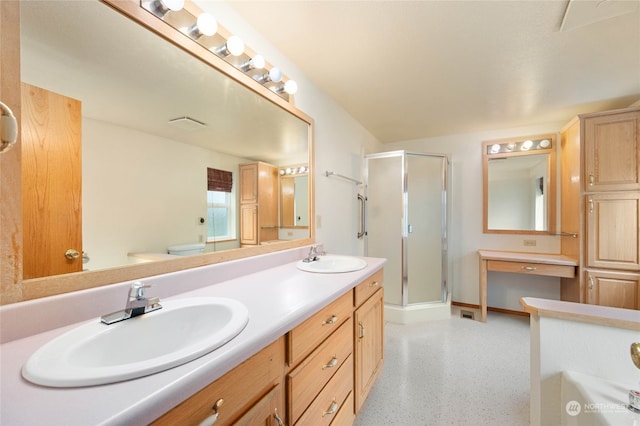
left=483, top=133, right=557, bottom=235
left=141, top=0, right=297, bottom=101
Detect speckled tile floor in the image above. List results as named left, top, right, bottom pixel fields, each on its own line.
left=353, top=310, right=530, bottom=426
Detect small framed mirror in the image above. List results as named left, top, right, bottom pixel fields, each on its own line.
left=483, top=134, right=557, bottom=234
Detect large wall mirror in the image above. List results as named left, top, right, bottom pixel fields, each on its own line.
left=11, top=0, right=314, bottom=302
left=482, top=134, right=556, bottom=234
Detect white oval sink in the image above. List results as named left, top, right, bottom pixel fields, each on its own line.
left=22, top=297, right=249, bottom=387
left=296, top=255, right=367, bottom=273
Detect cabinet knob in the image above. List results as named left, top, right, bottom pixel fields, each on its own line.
left=369, top=280, right=379, bottom=288
left=322, top=315, right=338, bottom=326
left=273, top=409, right=284, bottom=426
left=198, top=399, right=224, bottom=426
left=322, top=356, right=338, bottom=370
left=322, top=399, right=338, bottom=417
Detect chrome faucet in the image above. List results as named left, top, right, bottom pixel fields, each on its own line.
left=303, top=244, right=327, bottom=263
left=100, top=282, right=162, bottom=325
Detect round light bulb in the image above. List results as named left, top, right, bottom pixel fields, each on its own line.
left=539, top=139, right=550, bottom=148
left=226, top=35, right=245, bottom=56
left=490, top=144, right=500, bottom=154
left=196, top=13, right=217, bottom=36
left=286, top=167, right=292, bottom=174
left=251, top=55, right=265, bottom=70
left=269, top=67, right=282, bottom=83
left=506, top=143, right=516, bottom=151
left=161, top=0, right=184, bottom=11
left=284, top=80, right=298, bottom=95
left=521, top=140, right=533, bottom=151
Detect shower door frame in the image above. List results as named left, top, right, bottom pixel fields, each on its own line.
left=363, top=150, right=449, bottom=307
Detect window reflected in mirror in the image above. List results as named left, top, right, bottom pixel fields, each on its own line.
left=482, top=134, right=557, bottom=234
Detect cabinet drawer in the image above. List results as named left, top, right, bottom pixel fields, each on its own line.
left=487, top=260, right=576, bottom=278
left=288, top=317, right=353, bottom=423
left=354, top=269, right=384, bottom=307
left=288, top=291, right=353, bottom=365
left=152, top=337, right=285, bottom=426
left=331, top=392, right=355, bottom=426
left=294, top=355, right=354, bottom=426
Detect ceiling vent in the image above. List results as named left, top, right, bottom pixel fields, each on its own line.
left=560, top=0, right=639, bottom=32
left=167, top=116, right=206, bottom=131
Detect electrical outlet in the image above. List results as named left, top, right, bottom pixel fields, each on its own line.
left=287, top=232, right=293, bottom=236
left=523, top=239, right=537, bottom=247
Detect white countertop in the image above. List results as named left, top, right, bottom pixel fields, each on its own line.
left=0, top=248, right=385, bottom=425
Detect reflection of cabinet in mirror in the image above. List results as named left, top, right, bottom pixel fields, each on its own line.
left=21, top=83, right=83, bottom=279
left=239, top=162, right=278, bottom=246
left=560, top=107, right=640, bottom=309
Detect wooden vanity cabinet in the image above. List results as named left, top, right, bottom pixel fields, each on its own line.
left=152, top=337, right=286, bottom=426
left=286, top=291, right=354, bottom=425
left=239, top=162, right=278, bottom=246
left=153, top=267, right=386, bottom=426
left=560, top=107, right=640, bottom=309
left=586, top=269, right=640, bottom=310
left=353, top=270, right=384, bottom=413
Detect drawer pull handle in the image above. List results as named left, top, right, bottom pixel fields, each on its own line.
left=589, top=174, right=594, bottom=186
left=322, top=399, right=339, bottom=417
left=589, top=276, right=594, bottom=290
left=198, top=399, right=224, bottom=426
left=359, top=321, right=366, bottom=339
left=322, top=315, right=338, bottom=326
left=521, top=266, right=537, bottom=271
left=588, top=198, right=594, bottom=213
left=369, top=280, right=379, bottom=287
left=323, top=356, right=338, bottom=370
left=273, top=408, right=284, bottom=426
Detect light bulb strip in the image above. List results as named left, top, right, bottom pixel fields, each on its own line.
left=140, top=0, right=297, bottom=102
left=485, top=136, right=554, bottom=155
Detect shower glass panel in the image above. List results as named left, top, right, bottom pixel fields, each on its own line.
left=364, top=151, right=448, bottom=306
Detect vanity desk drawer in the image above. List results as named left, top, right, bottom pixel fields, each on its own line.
left=287, top=291, right=353, bottom=365
left=487, top=260, right=576, bottom=278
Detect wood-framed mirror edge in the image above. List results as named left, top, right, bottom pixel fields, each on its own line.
left=482, top=133, right=557, bottom=235
left=0, top=0, right=316, bottom=304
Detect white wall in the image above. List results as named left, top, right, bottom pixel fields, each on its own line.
left=83, top=118, right=243, bottom=270
left=196, top=2, right=573, bottom=311
left=195, top=2, right=383, bottom=258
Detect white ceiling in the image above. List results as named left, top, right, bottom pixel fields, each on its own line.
left=226, top=0, right=640, bottom=142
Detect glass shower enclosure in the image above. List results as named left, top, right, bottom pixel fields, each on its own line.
left=362, top=151, right=449, bottom=307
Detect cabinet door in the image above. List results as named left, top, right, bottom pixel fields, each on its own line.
left=586, top=193, right=640, bottom=271
left=354, top=288, right=384, bottom=413
left=584, top=110, right=640, bottom=192
left=240, top=163, right=258, bottom=204
left=586, top=270, right=639, bottom=310
left=234, top=383, right=285, bottom=426
left=240, top=204, right=258, bottom=245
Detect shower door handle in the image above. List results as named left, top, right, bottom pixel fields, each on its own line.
left=408, top=224, right=413, bottom=234
left=357, top=193, right=367, bottom=239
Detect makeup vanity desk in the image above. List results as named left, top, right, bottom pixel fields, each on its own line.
left=477, top=250, right=578, bottom=322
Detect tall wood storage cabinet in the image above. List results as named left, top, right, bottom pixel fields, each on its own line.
left=239, top=162, right=278, bottom=246
left=560, top=107, right=640, bottom=310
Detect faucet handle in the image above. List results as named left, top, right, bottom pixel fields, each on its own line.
left=129, top=281, right=151, bottom=299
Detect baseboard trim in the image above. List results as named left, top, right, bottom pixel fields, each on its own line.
left=451, top=301, right=530, bottom=317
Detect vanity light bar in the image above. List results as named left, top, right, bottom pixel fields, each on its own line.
left=140, top=0, right=297, bottom=102
left=487, top=138, right=552, bottom=155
